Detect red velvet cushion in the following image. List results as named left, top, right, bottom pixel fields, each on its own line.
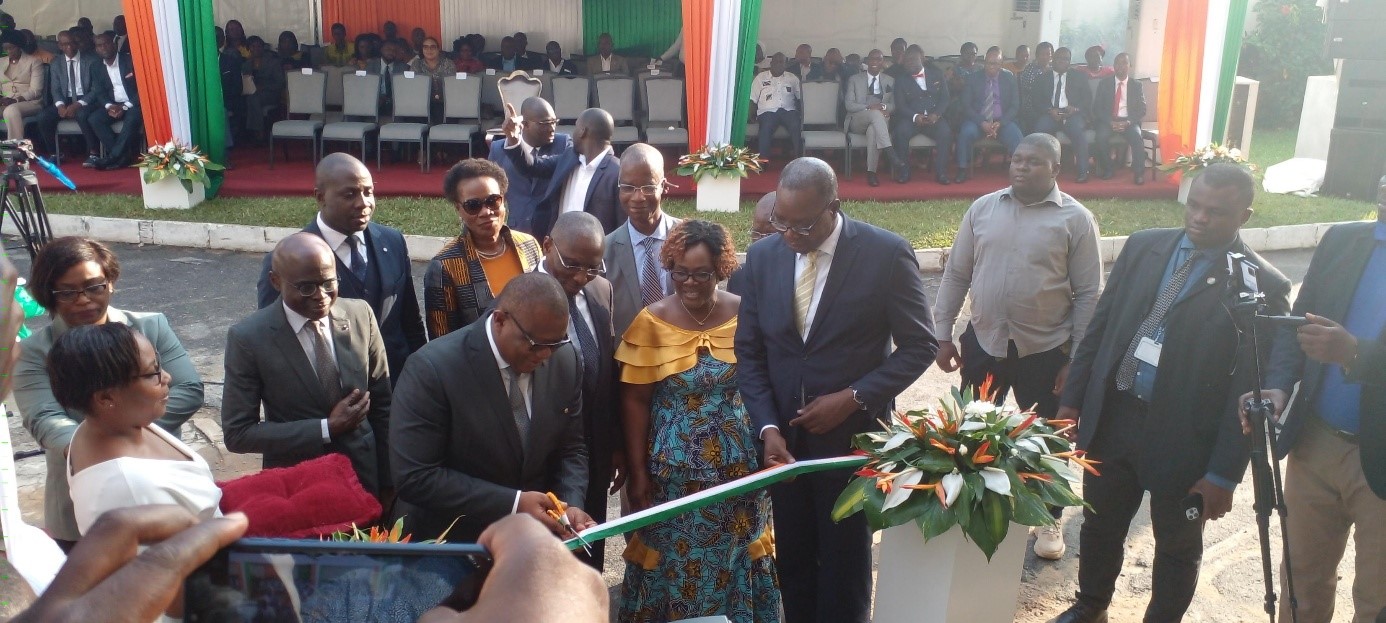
left=218, top=454, right=381, bottom=539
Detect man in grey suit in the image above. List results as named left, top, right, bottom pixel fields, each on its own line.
left=390, top=273, right=596, bottom=542
left=222, top=233, right=393, bottom=497
left=844, top=49, right=895, bottom=187
left=36, top=30, right=100, bottom=163
left=603, top=144, right=683, bottom=337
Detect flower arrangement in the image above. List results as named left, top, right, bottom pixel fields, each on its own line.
left=136, top=140, right=224, bottom=193
left=832, top=381, right=1099, bottom=559
left=325, top=516, right=459, bottom=544
left=675, top=143, right=766, bottom=182
left=1159, top=143, right=1256, bottom=177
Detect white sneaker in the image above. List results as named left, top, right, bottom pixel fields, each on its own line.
left=1034, top=521, right=1066, bottom=560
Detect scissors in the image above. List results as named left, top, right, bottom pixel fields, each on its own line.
left=545, top=492, right=593, bottom=556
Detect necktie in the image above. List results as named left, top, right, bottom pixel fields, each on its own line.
left=795, top=250, right=820, bottom=337
left=505, top=367, right=530, bottom=445
left=68, top=59, right=78, bottom=99
left=639, top=237, right=663, bottom=307
left=347, top=235, right=368, bottom=283
left=569, top=299, right=599, bottom=393
left=1113, top=80, right=1124, bottom=118
left=1115, top=251, right=1202, bottom=391
left=307, top=320, right=342, bottom=403
left=381, top=63, right=391, bottom=96
left=868, top=75, right=877, bottom=95
left=983, top=79, right=997, bottom=122
left=1053, top=73, right=1063, bottom=108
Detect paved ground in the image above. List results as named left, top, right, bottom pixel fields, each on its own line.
left=5, top=242, right=1363, bottom=621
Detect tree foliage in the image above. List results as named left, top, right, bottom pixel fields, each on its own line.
left=1239, top=0, right=1333, bottom=128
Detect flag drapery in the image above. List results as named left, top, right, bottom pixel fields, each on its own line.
left=680, top=0, right=761, bottom=151
left=1158, top=0, right=1248, bottom=183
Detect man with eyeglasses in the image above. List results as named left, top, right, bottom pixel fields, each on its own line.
left=537, top=212, right=619, bottom=570
left=490, top=97, right=571, bottom=235
left=390, top=272, right=597, bottom=543
left=735, top=157, right=938, bottom=623
left=502, top=105, right=622, bottom=238
left=605, top=143, right=683, bottom=337
left=727, top=191, right=777, bottom=296
left=222, top=233, right=394, bottom=503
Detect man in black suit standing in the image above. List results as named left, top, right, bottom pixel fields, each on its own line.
left=1052, top=163, right=1291, bottom=623
left=1032, top=46, right=1093, bottom=183
left=1247, top=174, right=1386, bottom=623
left=36, top=31, right=100, bottom=164
left=889, top=48, right=953, bottom=185
left=539, top=212, right=619, bottom=569
left=389, top=273, right=596, bottom=543
left=502, top=107, right=622, bottom=237
left=1092, top=52, right=1148, bottom=184
left=257, top=153, right=426, bottom=386
left=491, top=97, right=571, bottom=234
left=86, top=32, right=142, bottom=170
left=735, top=157, right=938, bottom=623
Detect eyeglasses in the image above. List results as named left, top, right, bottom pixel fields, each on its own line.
left=618, top=183, right=664, bottom=197
left=525, top=119, right=559, bottom=128
left=52, top=282, right=110, bottom=303
left=769, top=201, right=834, bottom=236
left=670, top=270, right=716, bottom=283
left=461, top=194, right=504, bottom=215
left=289, top=278, right=338, bottom=297
left=554, top=253, right=607, bottom=277
left=134, top=361, right=163, bottom=383
left=507, top=313, right=571, bottom=353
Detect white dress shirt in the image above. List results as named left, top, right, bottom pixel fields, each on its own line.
left=283, top=302, right=339, bottom=443
left=54, top=55, right=87, bottom=107
left=628, top=215, right=674, bottom=298
left=559, top=148, right=611, bottom=216
left=103, top=59, right=132, bottom=109
left=316, top=214, right=368, bottom=273
left=548, top=59, right=566, bottom=74
left=487, top=316, right=533, bottom=515
left=1113, top=77, right=1129, bottom=119
left=601, top=55, right=612, bottom=72
left=1050, top=70, right=1068, bottom=109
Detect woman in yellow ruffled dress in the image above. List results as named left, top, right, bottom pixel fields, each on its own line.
left=616, top=220, right=780, bottom=623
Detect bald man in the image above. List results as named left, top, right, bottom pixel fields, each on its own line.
left=256, top=153, right=425, bottom=386
left=727, top=191, right=777, bottom=296
left=224, top=233, right=394, bottom=497
left=604, top=143, right=684, bottom=336
left=502, top=106, right=622, bottom=237
left=491, top=97, right=572, bottom=235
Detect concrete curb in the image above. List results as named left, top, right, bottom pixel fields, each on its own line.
left=17, top=214, right=1353, bottom=268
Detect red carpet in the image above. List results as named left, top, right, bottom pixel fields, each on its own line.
left=36, top=145, right=1177, bottom=203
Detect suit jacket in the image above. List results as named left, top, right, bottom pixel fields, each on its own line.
left=1032, top=68, right=1093, bottom=115
left=221, top=299, right=393, bottom=494
left=17, top=308, right=204, bottom=542
left=87, top=54, right=140, bottom=109
left=485, top=54, right=540, bottom=72
left=47, top=52, right=101, bottom=107
left=892, top=64, right=950, bottom=123
left=734, top=216, right=939, bottom=456
left=490, top=133, right=573, bottom=234
left=1092, top=75, right=1148, bottom=124
left=256, top=220, right=427, bottom=384
left=844, top=71, right=895, bottom=117
left=788, top=61, right=821, bottom=80
left=586, top=53, right=629, bottom=76
left=604, top=216, right=684, bottom=338
left=1265, top=222, right=1386, bottom=497
left=503, top=143, right=623, bottom=238
left=576, top=277, right=619, bottom=498
left=390, top=314, right=587, bottom=541
left=540, top=58, right=580, bottom=76
left=1061, top=228, right=1291, bottom=494
left=962, top=69, right=1020, bottom=126
left=0, top=53, right=46, bottom=103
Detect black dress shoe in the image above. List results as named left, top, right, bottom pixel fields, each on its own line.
left=1075, top=173, right=1090, bottom=184
left=936, top=174, right=951, bottom=185
left=99, top=157, right=130, bottom=171
left=1134, top=173, right=1146, bottom=185
left=1050, top=602, right=1109, bottom=623
left=867, top=171, right=880, bottom=187
left=953, top=169, right=969, bottom=184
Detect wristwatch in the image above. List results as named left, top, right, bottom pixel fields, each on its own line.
left=849, top=387, right=867, bottom=410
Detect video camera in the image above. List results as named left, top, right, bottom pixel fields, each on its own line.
left=0, top=138, right=35, bottom=168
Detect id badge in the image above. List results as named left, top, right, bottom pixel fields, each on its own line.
left=1134, top=337, right=1162, bottom=366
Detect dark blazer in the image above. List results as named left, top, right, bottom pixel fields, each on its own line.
left=787, top=61, right=821, bottom=80
left=1092, top=75, right=1148, bottom=124
left=389, top=314, right=587, bottom=541
left=892, top=64, right=950, bottom=122
left=575, top=277, right=619, bottom=523
left=1032, top=68, right=1093, bottom=114
left=87, top=54, right=140, bottom=109
left=503, top=144, right=623, bottom=238
left=1061, top=228, right=1291, bottom=494
left=221, top=298, right=394, bottom=494
left=490, top=133, right=573, bottom=235
left=47, top=52, right=101, bottom=106
left=256, top=220, right=427, bottom=385
left=1265, top=222, right=1386, bottom=497
left=540, top=58, right=580, bottom=76
left=962, top=68, right=1020, bottom=126
left=734, top=215, right=939, bottom=456
left=484, top=54, right=540, bottom=72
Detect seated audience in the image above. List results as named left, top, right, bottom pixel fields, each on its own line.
left=788, top=43, right=819, bottom=79
left=17, top=237, right=204, bottom=552
left=750, top=53, right=803, bottom=163
left=410, top=28, right=427, bottom=58
left=240, top=36, right=284, bottom=145
left=884, top=38, right=909, bottom=77
left=323, top=23, right=354, bottom=66
left=36, top=30, right=101, bottom=164
left=952, top=42, right=980, bottom=79
left=408, top=37, right=455, bottom=120
left=1093, top=52, right=1147, bottom=184
left=350, top=33, right=379, bottom=70
left=956, top=46, right=1024, bottom=181
left=382, top=21, right=399, bottom=46
left=425, top=159, right=543, bottom=339
left=21, top=30, right=55, bottom=65
left=1005, top=44, right=1030, bottom=75
left=88, top=32, right=144, bottom=170
left=514, top=32, right=545, bottom=67
left=1080, top=45, right=1114, bottom=79
left=488, top=35, right=534, bottom=73
left=844, top=49, right=896, bottom=187
left=586, top=33, right=628, bottom=75
left=453, top=39, right=484, bottom=74
left=819, top=47, right=849, bottom=82
left=0, top=31, right=46, bottom=142
left=890, top=47, right=953, bottom=185
left=113, top=15, right=130, bottom=54
left=542, top=41, right=578, bottom=76
left=1018, top=41, right=1053, bottom=131
left=276, top=30, right=306, bottom=71
left=845, top=52, right=862, bottom=74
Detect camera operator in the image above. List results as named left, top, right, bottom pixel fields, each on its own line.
left=1243, top=173, right=1386, bottom=623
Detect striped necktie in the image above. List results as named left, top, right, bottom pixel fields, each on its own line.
left=1115, top=250, right=1202, bottom=391
left=639, top=237, right=663, bottom=307
left=795, top=250, right=820, bottom=337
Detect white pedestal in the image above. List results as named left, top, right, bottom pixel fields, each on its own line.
left=873, top=523, right=1026, bottom=623
left=1295, top=75, right=1339, bottom=160
left=140, top=175, right=205, bottom=210
left=1178, top=175, right=1193, bottom=204
left=695, top=175, right=741, bottom=212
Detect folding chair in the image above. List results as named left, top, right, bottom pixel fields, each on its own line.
left=321, top=73, right=381, bottom=164
left=269, top=70, right=328, bottom=169
left=550, top=75, right=592, bottom=136
left=377, top=74, right=431, bottom=171
left=642, top=77, right=687, bottom=150
left=595, top=75, right=640, bottom=146
left=799, top=80, right=848, bottom=173
left=428, top=74, right=484, bottom=160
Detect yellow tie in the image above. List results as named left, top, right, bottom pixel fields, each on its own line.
left=795, top=250, right=820, bottom=336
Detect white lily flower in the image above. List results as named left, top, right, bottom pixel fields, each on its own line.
left=940, top=471, right=964, bottom=507
left=1041, top=455, right=1082, bottom=483
left=881, top=468, right=923, bottom=511
left=880, top=432, right=913, bottom=452
left=1017, top=437, right=1048, bottom=454
left=980, top=467, right=1012, bottom=496
left=964, top=400, right=995, bottom=416
left=1005, top=411, right=1030, bottom=428
left=959, top=420, right=987, bottom=432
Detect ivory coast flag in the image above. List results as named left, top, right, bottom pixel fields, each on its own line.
left=1158, top=0, right=1250, bottom=182
left=681, top=0, right=763, bottom=150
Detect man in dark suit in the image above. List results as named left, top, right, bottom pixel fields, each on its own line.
left=501, top=107, right=621, bottom=238
left=541, top=41, right=579, bottom=76
left=1032, top=46, right=1093, bottom=182
left=223, top=233, right=394, bottom=497
left=735, top=157, right=938, bottom=623
left=889, top=48, right=953, bottom=185
left=86, top=32, right=142, bottom=170
left=1052, top=164, right=1291, bottom=623
left=726, top=191, right=778, bottom=296
left=539, top=212, right=619, bottom=569
left=1249, top=175, right=1386, bottom=622
left=486, top=36, right=537, bottom=73
left=36, top=31, right=100, bottom=164
left=956, top=46, right=1024, bottom=183
left=787, top=43, right=820, bottom=80
left=390, top=273, right=596, bottom=542
left=256, top=154, right=426, bottom=386
left=513, top=32, right=546, bottom=70
left=490, top=97, right=572, bottom=234
left=1092, top=52, right=1148, bottom=184
left=604, top=144, right=683, bottom=337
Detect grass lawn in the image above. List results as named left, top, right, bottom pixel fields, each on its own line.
left=40, top=128, right=1375, bottom=250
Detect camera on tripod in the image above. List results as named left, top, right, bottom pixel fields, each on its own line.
left=0, top=138, right=53, bottom=259
left=0, top=138, right=35, bottom=168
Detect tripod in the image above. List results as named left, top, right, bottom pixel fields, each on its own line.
left=0, top=153, right=54, bottom=260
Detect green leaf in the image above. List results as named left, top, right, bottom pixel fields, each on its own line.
left=880, top=485, right=935, bottom=528
left=831, top=476, right=872, bottom=522
left=179, top=177, right=194, bottom=194
left=863, top=485, right=888, bottom=531
left=910, top=451, right=957, bottom=473
left=915, top=496, right=956, bottom=540
left=1010, top=474, right=1056, bottom=527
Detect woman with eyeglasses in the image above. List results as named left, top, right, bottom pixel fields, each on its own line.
left=424, top=159, right=543, bottom=339
left=16, top=237, right=204, bottom=552
left=408, top=35, right=456, bottom=123
left=616, top=220, right=780, bottom=623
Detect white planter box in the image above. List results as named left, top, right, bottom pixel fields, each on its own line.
left=873, top=523, right=1026, bottom=623
left=695, top=174, right=741, bottom=212
left=140, top=175, right=205, bottom=210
